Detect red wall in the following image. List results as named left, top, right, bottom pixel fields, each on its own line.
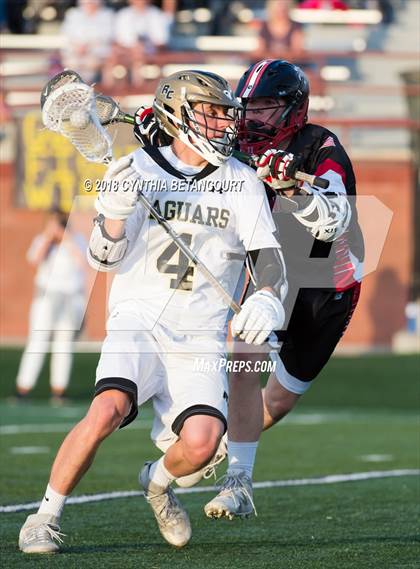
left=0, top=160, right=414, bottom=347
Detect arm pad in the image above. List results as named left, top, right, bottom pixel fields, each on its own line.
left=248, top=247, right=288, bottom=302
left=87, top=215, right=128, bottom=272
left=293, top=189, right=352, bottom=242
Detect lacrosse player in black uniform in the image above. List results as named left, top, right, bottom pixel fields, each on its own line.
left=204, top=59, right=364, bottom=518
left=133, top=60, right=364, bottom=518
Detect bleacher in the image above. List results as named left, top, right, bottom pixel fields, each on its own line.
left=1, top=1, right=419, bottom=159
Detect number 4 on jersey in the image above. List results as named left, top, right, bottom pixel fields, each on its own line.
left=157, top=233, right=195, bottom=291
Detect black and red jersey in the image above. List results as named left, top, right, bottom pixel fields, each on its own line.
left=266, top=123, right=364, bottom=291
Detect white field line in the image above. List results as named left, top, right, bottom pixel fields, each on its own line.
left=1, top=410, right=417, bottom=435
left=0, top=415, right=327, bottom=435
left=0, top=413, right=370, bottom=435
left=0, top=421, right=153, bottom=435
left=1, top=469, right=418, bottom=514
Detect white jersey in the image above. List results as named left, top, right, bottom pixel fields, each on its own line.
left=29, top=233, right=87, bottom=295
left=114, top=5, right=172, bottom=49
left=108, top=146, right=280, bottom=333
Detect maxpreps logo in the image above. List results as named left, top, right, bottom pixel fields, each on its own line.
left=161, top=84, right=174, bottom=99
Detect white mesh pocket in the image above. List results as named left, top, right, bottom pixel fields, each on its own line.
left=42, top=82, right=112, bottom=163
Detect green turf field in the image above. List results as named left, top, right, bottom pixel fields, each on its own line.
left=0, top=350, right=419, bottom=568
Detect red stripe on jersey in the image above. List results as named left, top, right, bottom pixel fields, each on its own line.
left=239, top=60, right=274, bottom=98
left=333, top=233, right=357, bottom=291
left=340, top=281, right=361, bottom=337
left=314, top=158, right=347, bottom=185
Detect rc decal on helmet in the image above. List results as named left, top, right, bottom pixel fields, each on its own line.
left=153, top=70, right=242, bottom=166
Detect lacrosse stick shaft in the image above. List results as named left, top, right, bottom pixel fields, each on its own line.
left=119, top=113, right=135, bottom=125
left=136, top=191, right=241, bottom=315
left=100, top=103, right=241, bottom=313
left=94, top=99, right=241, bottom=313
left=294, top=170, right=329, bottom=190
left=40, top=74, right=240, bottom=314
left=232, top=150, right=329, bottom=190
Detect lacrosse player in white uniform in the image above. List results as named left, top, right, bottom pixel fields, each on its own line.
left=19, top=70, right=287, bottom=553
left=15, top=209, right=87, bottom=403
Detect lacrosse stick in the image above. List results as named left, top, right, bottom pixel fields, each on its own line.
left=41, top=70, right=113, bottom=164
left=78, top=88, right=330, bottom=190
left=41, top=71, right=241, bottom=314
left=84, top=92, right=329, bottom=190
left=232, top=151, right=330, bottom=190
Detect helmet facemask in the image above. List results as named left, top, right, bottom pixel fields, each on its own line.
left=181, top=101, right=240, bottom=166
left=235, top=60, right=310, bottom=155
left=239, top=95, right=308, bottom=155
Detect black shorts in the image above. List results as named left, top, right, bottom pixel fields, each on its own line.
left=273, top=283, right=361, bottom=383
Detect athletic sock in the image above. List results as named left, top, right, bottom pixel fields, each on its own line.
left=38, top=484, right=67, bottom=519
left=149, top=456, right=176, bottom=489
left=227, top=440, right=259, bottom=479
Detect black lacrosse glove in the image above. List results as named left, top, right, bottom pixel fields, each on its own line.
left=133, top=106, right=172, bottom=147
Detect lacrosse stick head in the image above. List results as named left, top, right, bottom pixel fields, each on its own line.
left=40, top=69, right=84, bottom=109
left=41, top=72, right=113, bottom=163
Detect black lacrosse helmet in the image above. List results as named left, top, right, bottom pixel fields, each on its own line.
left=235, top=59, right=310, bottom=154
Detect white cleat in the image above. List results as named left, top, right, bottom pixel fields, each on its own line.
left=204, top=471, right=256, bottom=520
left=176, top=436, right=227, bottom=488
left=19, top=513, right=64, bottom=554
left=139, top=462, right=192, bottom=548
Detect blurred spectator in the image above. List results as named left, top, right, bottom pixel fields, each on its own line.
left=376, top=0, right=395, bottom=25
left=4, top=0, right=27, bottom=33
left=208, top=0, right=232, bottom=35
left=0, top=91, right=11, bottom=122
left=299, top=0, right=349, bottom=8
left=14, top=210, right=87, bottom=404
left=103, top=0, right=174, bottom=87
left=254, top=0, right=304, bottom=59
left=347, top=0, right=396, bottom=21
left=0, top=0, right=7, bottom=31
left=0, top=92, right=12, bottom=143
left=60, top=0, right=114, bottom=84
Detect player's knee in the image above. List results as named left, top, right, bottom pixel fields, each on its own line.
left=263, top=379, right=302, bottom=424
left=265, top=391, right=297, bottom=423
left=86, top=393, right=129, bottom=440
left=266, top=398, right=293, bottom=422
left=181, top=417, right=223, bottom=468
left=183, top=438, right=219, bottom=469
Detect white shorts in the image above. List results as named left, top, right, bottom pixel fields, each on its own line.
left=31, top=290, right=85, bottom=333
left=95, top=305, right=228, bottom=451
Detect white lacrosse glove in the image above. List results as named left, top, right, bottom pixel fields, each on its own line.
left=232, top=290, right=285, bottom=346
left=256, top=149, right=303, bottom=191
left=95, top=156, right=140, bottom=220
